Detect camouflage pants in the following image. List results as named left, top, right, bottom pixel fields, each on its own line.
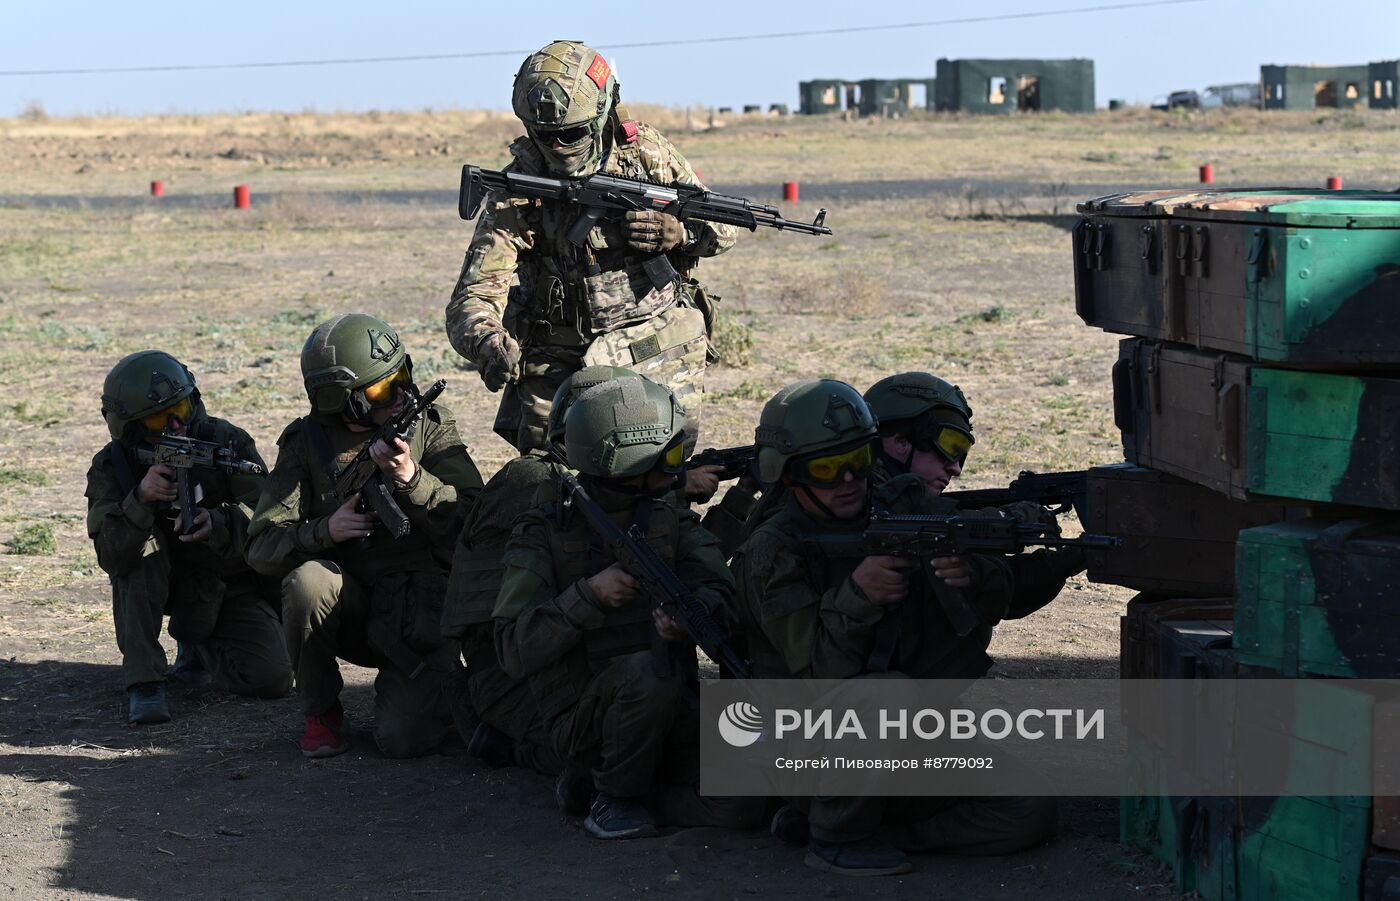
left=109, top=548, right=290, bottom=697
left=449, top=625, right=562, bottom=774
left=547, top=650, right=762, bottom=829
left=505, top=306, right=709, bottom=453
left=281, top=561, right=453, bottom=759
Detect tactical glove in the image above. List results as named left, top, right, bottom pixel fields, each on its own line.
left=477, top=332, right=521, bottom=393
left=623, top=210, right=686, bottom=253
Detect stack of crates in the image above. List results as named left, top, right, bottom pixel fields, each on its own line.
left=1073, top=188, right=1400, bottom=901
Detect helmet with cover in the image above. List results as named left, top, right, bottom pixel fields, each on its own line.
left=864, top=371, right=974, bottom=465
left=546, top=365, right=640, bottom=446
left=754, top=379, right=878, bottom=486
left=300, top=313, right=413, bottom=423
left=564, top=376, right=687, bottom=479
left=512, top=40, right=617, bottom=176
left=100, top=350, right=202, bottom=443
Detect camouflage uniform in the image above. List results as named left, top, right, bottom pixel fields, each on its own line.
left=86, top=417, right=291, bottom=697
left=246, top=405, right=483, bottom=758
left=446, top=124, right=735, bottom=451
left=732, top=475, right=1056, bottom=852
left=441, top=449, right=564, bottom=774
left=492, top=479, right=757, bottom=828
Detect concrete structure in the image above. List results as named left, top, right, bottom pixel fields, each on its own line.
left=1261, top=64, right=1369, bottom=110
left=798, top=79, right=846, bottom=115
left=799, top=78, right=935, bottom=116
left=934, top=58, right=1094, bottom=113
left=1370, top=60, right=1399, bottom=109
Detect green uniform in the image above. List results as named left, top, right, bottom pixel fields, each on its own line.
left=85, top=417, right=290, bottom=696
left=446, top=127, right=735, bottom=450
left=441, top=449, right=563, bottom=773
left=246, top=403, right=482, bottom=758
left=731, top=474, right=1056, bottom=850
left=492, top=479, right=757, bottom=828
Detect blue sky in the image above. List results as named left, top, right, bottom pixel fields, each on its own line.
left=4, top=0, right=1397, bottom=116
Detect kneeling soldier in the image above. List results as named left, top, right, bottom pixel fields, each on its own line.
left=493, top=376, right=758, bottom=838
left=732, top=379, right=1055, bottom=876
left=87, top=351, right=291, bottom=724
left=247, top=313, right=483, bottom=758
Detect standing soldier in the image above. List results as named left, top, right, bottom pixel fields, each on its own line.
left=446, top=39, right=735, bottom=452
left=493, top=376, right=759, bottom=838
left=246, top=314, right=483, bottom=759
left=863, top=371, right=1087, bottom=614
left=87, top=351, right=291, bottom=724
left=731, top=379, right=1055, bottom=876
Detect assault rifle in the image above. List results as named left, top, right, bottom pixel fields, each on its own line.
left=688, top=444, right=756, bottom=482
left=558, top=471, right=752, bottom=679
left=332, top=379, right=446, bottom=540
left=458, top=164, right=831, bottom=289
left=136, top=435, right=263, bottom=535
left=799, top=510, right=1121, bottom=636
left=943, top=470, right=1089, bottom=518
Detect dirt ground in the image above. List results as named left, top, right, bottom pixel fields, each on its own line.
left=2, top=105, right=1394, bottom=900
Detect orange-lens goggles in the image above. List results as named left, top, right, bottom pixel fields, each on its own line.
left=141, top=397, right=193, bottom=431
left=922, top=424, right=974, bottom=466
left=362, top=366, right=410, bottom=408
left=797, top=443, right=873, bottom=486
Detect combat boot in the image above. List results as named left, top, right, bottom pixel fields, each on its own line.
left=770, top=804, right=810, bottom=844
left=584, top=794, right=659, bottom=840
left=805, top=837, right=913, bottom=877
left=168, top=642, right=211, bottom=691
left=127, top=681, right=171, bottom=725
left=299, top=703, right=349, bottom=758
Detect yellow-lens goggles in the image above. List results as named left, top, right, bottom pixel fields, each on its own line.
left=362, top=366, right=410, bottom=408
left=798, top=443, right=873, bottom=486
left=925, top=424, right=974, bottom=466
left=663, top=441, right=686, bottom=471
left=141, top=397, right=193, bottom=432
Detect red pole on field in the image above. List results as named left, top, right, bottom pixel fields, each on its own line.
left=1199, top=164, right=1214, bottom=184
left=1327, top=176, right=1343, bottom=190
left=233, top=184, right=250, bottom=209
left=782, top=181, right=799, bottom=203
left=150, top=180, right=165, bottom=197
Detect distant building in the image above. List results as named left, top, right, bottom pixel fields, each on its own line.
left=798, top=78, right=935, bottom=116
left=934, top=58, right=1095, bottom=113
left=1261, top=64, right=1368, bottom=110
left=798, top=79, right=847, bottom=115
left=1370, top=60, right=1399, bottom=109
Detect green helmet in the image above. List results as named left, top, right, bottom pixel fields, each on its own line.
left=513, top=40, right=617, bottom=176
left=863, top=371, right=973, bottom=424
left=300, top=313, right=411, bottom=421
left=100, top=350, right=201, bottom=443
left=547, top=365, right=640, bottom=445
left=754, top=379, right=877, bottom=485
left=564, top=376, right=686, bottom=478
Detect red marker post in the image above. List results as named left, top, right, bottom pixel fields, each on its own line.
left=782, top=181, right=799, bottom=203
left=1327, top=176, right=1343, bottom=190
left=150, top=180, right=165, bottom=197
left=233, top=184, right=251, bottom=210
left=1199, top=164, right=1214, bottom=184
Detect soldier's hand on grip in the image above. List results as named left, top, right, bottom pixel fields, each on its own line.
left=586, top=563, right=641, bottom=608
left=136, top=463, right=178, bottom=506
left=478, top=332, right=521, bottom=393
left=851, top=555, right=916, bottom=606
left=177, top=508, right=215, bottom=543
left=370, top=436, right=417, bottom=486
left=623, top=210, right=685, bottom=253
left=652, top=606, right=686, bottom=641
left=327, top=495, right=376, bottom=544
left=931, top=555, right=975, bottom=589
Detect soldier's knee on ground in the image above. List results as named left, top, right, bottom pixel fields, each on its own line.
left=610, top=650, right=685, bottom=717
left=374, top=708, right=448, bottom=759
left=281, top=561, right=342, bottom=626
left=237, top=659, right=293, bottom=699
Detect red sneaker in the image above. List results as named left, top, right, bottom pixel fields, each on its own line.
left=299, top=705, right=349, bottom=758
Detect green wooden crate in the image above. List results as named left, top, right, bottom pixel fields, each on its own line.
left=1077, top=189, right=1400, bottom=368
left=1236, top=520, right=1400, bottom=677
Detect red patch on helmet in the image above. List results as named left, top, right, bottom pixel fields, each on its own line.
left=585, top=56, right=610, bottom=89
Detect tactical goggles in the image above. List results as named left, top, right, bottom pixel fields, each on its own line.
left=362, top=365, right=411, bottom=408
left=659, top=432, right=689, bottom=475
left=790, top=442, right=873, bottom=487
left=534, top=123, right=592, bottom=146
left=141, top=397, right=193, bottom=432
left=914, top=423, right=974, bottom=467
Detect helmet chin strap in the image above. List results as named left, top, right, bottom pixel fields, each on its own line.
left=796, top=483, right=848, bottom=523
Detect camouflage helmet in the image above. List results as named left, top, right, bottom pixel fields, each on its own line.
left=546, top=365, right=639, bottom=445
left=863, top=371, right=973, bottom=424
left=100, top=350, right=201, bottom=442
left=564, top=376, right=687, bottom=479
left=300, top=313, right=411, bottom=420
left=754, top=379, right=878, bottom=485
left=513, top=40, right=617, bottom=176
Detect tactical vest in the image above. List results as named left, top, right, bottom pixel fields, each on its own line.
left=526, top=496, right=683, bottom=719
left=508, top=130, right=685, bottom=337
